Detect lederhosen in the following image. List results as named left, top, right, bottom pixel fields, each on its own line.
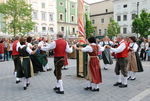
left=54, top=57, right=65, bottom=80
left=102, top=41, right=113, bottom=64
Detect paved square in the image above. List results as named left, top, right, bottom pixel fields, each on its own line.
left=0, top=58, right=150, bottom=101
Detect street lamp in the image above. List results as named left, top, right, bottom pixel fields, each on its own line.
left=137, top=2, right=139, bottom=18
left=137, top=2, right=139, bottom=38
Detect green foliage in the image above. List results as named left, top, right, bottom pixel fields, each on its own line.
left=107, top=19, right=120, bottom=37
left=0, top=0, right=35, bottom=36
left=85, top=14, right=94, bottom=39
left=132, top=10, right=150, bottom=37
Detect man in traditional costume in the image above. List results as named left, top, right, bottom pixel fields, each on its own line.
left=12, top=36, right=21, bottom=83
left=107, top=35, right=129, bottom=88
left=74, top=37, right=105, bottom=92
left=40, top=32, right=73, bottom=94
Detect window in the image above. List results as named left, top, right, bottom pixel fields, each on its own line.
left=49, top=13, right=54, bottom=21
left=72, top=4, right=75, bottom=8
left=60, top=2, right=64, bottom=6
left=123, top=4, right=127, bottom=8
left=42, top=27, right=46, bottom=32
left=49, top=27, right=54, bottom=32
left=104, top=29, right=107, bottom=34
left=117, top=16, right=121, bottom=21
left=42, top=3, right=45, bottom=8
left=71, top=16, right=74, bottom=22
left=123, top=15, right=127, bottom=21
left=41, top=12, right=46, bottom=21
left=132, top=14, right=136, bottom=20
left=106, top=9, right=108, bottom=13
left=123, top=28, right=127, bottom=34
left=73, top=28, right=75, bottom=33
left=61, top=27, right=64, bottom=32
left=99, top=29, right=101, bottom=34
left=101, top=18, right=104, bottom=23
left=34, top=26, right=38, bottom=32
left=92, top=20, right=95, bottom=24
left=33, top=11, right=38, bottom=20
left=60, top=14, right=63, bottom=21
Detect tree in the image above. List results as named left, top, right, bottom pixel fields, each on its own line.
left=132, top=10, right=150, bottom=37
left=107, top=19, right=120, bottom=38
left=85, top=14, right=94, bottom=39
left=0, top=0, right=35, bottom=36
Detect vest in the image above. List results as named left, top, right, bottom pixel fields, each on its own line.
left=116, top=41, right=128, bottom=58
left=54, top=39, right=67, bottom=57
left=12, top=40, right=20, bottom=56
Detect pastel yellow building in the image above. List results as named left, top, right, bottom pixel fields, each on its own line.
left=90, top=0, right=113, bottom=36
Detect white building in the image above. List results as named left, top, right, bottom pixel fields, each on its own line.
left=28, top=0, right=57, bottom=36
left=113, top=0, right=150, bottom=35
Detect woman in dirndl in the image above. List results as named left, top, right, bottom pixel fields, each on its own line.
left=74, top=36, right=105, bottom=92
left=99, top=36, right=113, bottom=70
left=127, top=36, right=143, bottom=80
left=18, top=38, right=38, bottom=90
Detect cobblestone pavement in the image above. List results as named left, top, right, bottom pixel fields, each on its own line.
left=0, top=58, right=150, bottom=101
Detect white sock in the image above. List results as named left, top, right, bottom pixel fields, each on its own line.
left=16, top=77, right=20, bottom=81
left=56, top=80, right=60, bottom=88
left=127, top=71, right=131, bottom=79
left=26, top=78, right=30, bottom=84
left=86, top=81, right=91, bottom=87
left=43, top=66, right=47, bottom=71
left=46, top=63, right=50, bottom=69
left=92, top=83, right=95, bottom=89
left=117, top=74, right=122, bottom=83
left=14, top=72, right=17, bottom=77
left=95, top=84, right=99, bottom=89
left=104, top=64, right=108, bottom=69
left=131, top=72, right=136, bottom=79
left=58, top=80, right=64, bottom=91
left=123, top=77, right=128, bottom=85
left=24, top=78, right=27, bottom=87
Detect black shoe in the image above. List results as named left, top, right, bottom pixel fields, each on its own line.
left=104, top=67, right=108, bottom=70
left=56, top=90, right=64, bottom=94
left=53, top=87, right=60, bottom=91
left=130, top=78, right=136, bottom=80
left=84, top=87, right=92, bottom=90
left=127, top=76, right=131, bottom=80
left=47, top=68, right=52, bottom=71
left=113, top=82, right=122, bottom=86
left=16, top=80, right=21, bottom=84
left=64, top=68, right=68, bottom=70
left=119, top=84, right=127, bottom=88
left=23, top=86, right=27, bottom=90
left=91, top=88, right=99, bottom=92
left=26, top=83, right=30, bottom=87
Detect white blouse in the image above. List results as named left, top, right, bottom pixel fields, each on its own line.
left=81, top=43, right=105, bottom=52
left=129, top=43, right=139, bottom=52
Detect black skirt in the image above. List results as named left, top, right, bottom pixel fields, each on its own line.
left=135, top=52, right=144, bottom=72
left=102, top=49, right=113, bottom=64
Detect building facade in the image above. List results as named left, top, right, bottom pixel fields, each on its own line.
left=0, top=0, right=57, bottom=37
left=90, top=0, right=113, bottom=36
left=57, top=0, right=90, bottom=38
left=28, top=0, right=57, bottom=36
left=113, top=0, right=150, bottom=35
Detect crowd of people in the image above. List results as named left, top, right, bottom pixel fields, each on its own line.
left=0, top=32, right=150, bottom=94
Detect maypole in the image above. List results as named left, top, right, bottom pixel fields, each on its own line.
left=77, top=0, right=88, bottom=78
